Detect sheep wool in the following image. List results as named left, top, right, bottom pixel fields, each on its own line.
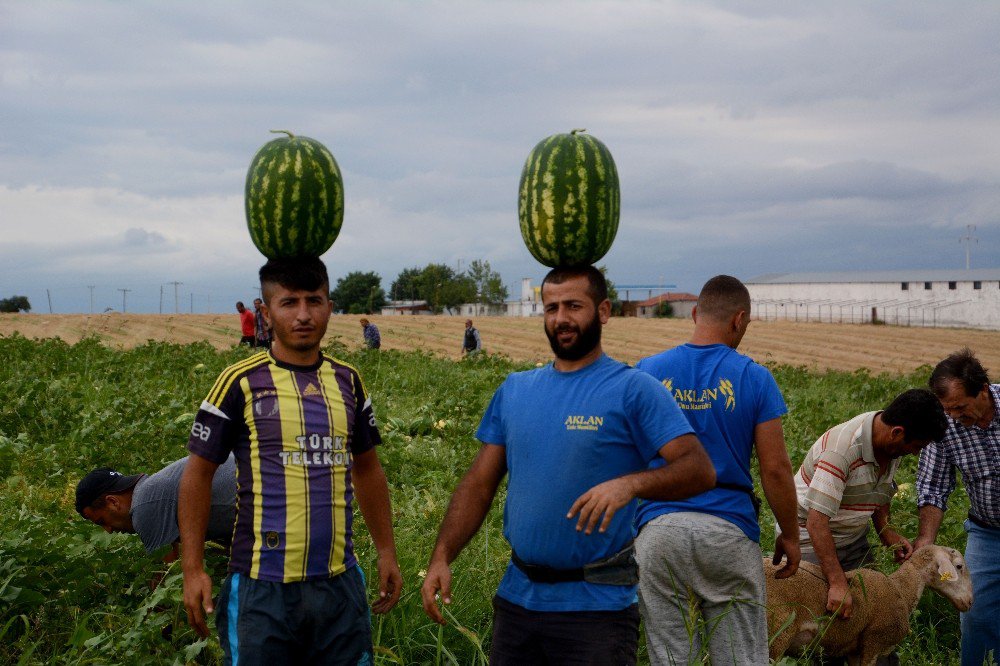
left=765, top=545, right=973, bottom=666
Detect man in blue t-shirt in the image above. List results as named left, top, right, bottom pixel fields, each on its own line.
left=421, top=265, right=716, bottom=666
left=634, top=275, right=800, bottom=666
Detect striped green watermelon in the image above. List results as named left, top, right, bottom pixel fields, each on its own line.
left=245, top=130, right=344, bottom=259
left=517, top=129, right=620, bottom=267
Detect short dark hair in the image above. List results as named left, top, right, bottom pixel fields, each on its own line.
left=697, top=275, right=750, bottom=321
left=929, top=348, right=990, bottom=398
left=541, top=265, right=608, bottom=306
left=881, top=388, right=948, bottom=443
left=259, top=257, right=330, bottom=303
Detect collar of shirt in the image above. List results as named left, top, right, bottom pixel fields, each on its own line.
left=858, top=411, right=878, bottom=464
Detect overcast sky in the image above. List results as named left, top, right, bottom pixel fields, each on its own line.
left=2, top=1, right=998, bottom=314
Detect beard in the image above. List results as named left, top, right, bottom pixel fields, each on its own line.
left=545, top=311, right=603, bottom=361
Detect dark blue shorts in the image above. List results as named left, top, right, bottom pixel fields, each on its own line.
left=489, top=595, right=639, bottom=666
left=216, top=567, right=373, bottom=666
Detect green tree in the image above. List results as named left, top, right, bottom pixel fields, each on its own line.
left=330, top=272, right=385, bottom=314
left=598, top=266, right=622, bottom=316
left=654, top=301, right=674, bottom=318
left=390, top=267, right=423, bottom=302
left=390, top=264, right=477, bottom=313
left=0, top=295, right=30, bottom=313
left=467, top=259, right=509, bottom=310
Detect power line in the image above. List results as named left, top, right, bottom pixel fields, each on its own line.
left=117, top=288, right=130, bottom=313
left=959, top=224, right=978, bottom=270
left=167, top=281, right=183, bottom=313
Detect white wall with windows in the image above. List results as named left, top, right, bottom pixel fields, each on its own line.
left=747, top=270, right=1000, bottom=329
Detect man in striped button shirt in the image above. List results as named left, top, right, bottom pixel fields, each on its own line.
left=780, top=389, right=947, bottom=621
left=916, top=349, right=1000, bottom=666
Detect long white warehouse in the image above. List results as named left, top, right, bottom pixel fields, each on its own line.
left=746, top=269, right=1000, bottom=330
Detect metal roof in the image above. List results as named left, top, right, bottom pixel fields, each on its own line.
left=747, top=269, right=1000, bottom=285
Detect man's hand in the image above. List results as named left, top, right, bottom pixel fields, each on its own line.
left=772, top=532, right=801, bottom=579
left=913, top=535, right=935, bottom=551
left=567, top=478, right=634, bottom=535
left=826, top=580, right=853, bottom=620
left=421, top=560, right=453, bottom=625
left=371, top=553, right=403, bottom=614
left=881, top=529, right=914, bottom=563
left=183, top=570, right=215, bottom=638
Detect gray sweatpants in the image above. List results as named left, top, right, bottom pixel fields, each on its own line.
left=636, top=512, right=767, bottom=666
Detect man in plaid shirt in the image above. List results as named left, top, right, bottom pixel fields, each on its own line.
left=916, top=348, right=1000, bottom=666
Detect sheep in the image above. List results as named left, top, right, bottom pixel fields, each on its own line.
left=764, top=544, right=973, bottom=666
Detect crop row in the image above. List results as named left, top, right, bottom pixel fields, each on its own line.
left=0, top=335, right=968, bottom=664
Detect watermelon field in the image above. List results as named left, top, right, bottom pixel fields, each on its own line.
left=0, top=327, right=978, bottom=665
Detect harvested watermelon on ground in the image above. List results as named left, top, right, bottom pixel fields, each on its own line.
left=517, top=129, right=620, bottom=267
left=245, top=130, right=344, bottom=259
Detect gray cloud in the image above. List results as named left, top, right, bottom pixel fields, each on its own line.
left=1, top=1, right=999, bottom=311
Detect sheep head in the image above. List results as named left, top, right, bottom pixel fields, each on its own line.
left=924, top=545, right=973, bottom=612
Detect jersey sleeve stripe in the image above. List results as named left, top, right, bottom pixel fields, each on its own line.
left=199, top=400, right=230, bottom=420
left=206, top=353, right=270, bottom=406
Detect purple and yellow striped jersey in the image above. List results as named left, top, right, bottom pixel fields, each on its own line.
left=187, top=351, right=381, bottom=583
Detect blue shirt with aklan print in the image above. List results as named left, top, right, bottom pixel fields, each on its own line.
left=634, top=343, right=787, bottom=542
left=476, top=354, right=693, bottom=612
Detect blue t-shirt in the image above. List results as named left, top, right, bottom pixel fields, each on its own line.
left=476, top=353, right=693, bottom=611
left=634, top=343, right=786, bottom=542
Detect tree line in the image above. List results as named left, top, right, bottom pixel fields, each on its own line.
left=0, top=296, right=30, bottom=313
left=330, top=260, right=508, bottom=315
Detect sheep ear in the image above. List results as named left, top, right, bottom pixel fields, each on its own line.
left=934, top=550, right=959, bottom=582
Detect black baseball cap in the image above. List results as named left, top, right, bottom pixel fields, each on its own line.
left=75, top=468, right=143, bottom=516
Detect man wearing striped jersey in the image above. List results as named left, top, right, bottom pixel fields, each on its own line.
left=179, top=257, right=401, bottom=666
left=780, top=389, right=947, bottom=621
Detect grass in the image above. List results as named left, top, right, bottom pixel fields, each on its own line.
left=0, top=334, right=970, bottom=664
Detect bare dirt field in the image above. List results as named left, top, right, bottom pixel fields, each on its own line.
left=2, top=312, right=998, bottom=374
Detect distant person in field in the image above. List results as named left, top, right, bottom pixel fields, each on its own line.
left=76, top=455, right=236, bottom=563
left=783, top=389, right=947, bottom=623
left=360, top=317, right=380, bottom=349
left=633, top=275, right=800, bottom=666
left=420, top=265, right=715, bottom=666
left=253, top=297, right=271, bottom=349
left=916, top=349, right=1000, bottom=666
left=236, top=301, right=255, bottom=346
left=461, top=319, right=481, bottom=356
left=180, top=257, right=401, bottom=665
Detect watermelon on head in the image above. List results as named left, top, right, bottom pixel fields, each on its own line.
left=245, top=130, right=344, bottom=259
left=517, top=129, right=620, bottom=267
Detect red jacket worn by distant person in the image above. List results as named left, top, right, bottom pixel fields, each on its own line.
left=240, top=309, right=255, bottom=336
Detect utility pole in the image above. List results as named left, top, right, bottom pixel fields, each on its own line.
left=46, top=289, right=53, bottom=314
left=118, top=288, right=130, bottom=313
left=88, top=285, right=95, bottom=314
left=167, top=281, right=183, bottom=313
left=159, top=285, right=164, bottom=314
left=960, top=224, right=978, bottom=270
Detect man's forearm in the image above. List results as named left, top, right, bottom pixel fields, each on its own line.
left=178, top=462, right=215, bottom=573
left=352, top=451, right=398, bottom=558
left=917, top=505, right=945, bottom=544
left=807, top=510, right=847, bottom=585
left=760, top=467, right=799, bottom=538
left=431, top=476, right=497, bottom=564
left=632, top=434, right=715, bottom=501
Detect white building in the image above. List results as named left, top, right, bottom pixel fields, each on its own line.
left=502, top=277, right=543, bottom=317
left=380, top=300, right=433, bottom=316
left=633, top=293, right=699, bottom=319
left=747, top=269, right=1000, bottom=329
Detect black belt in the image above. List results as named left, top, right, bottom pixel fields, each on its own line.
left=968, top=513, right=1000, bottom=530
left=510, top=541, right=638, bottom=585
